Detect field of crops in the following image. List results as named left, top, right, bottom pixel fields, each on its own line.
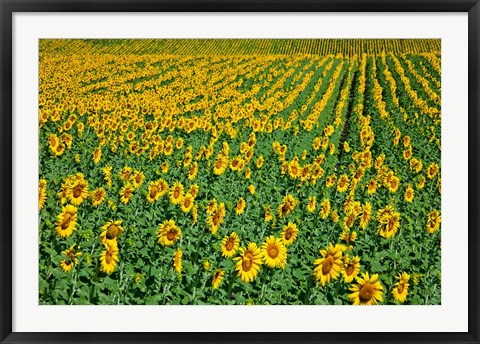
left=39, top=39, right=441, bottom=305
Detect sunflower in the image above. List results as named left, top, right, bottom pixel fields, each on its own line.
left=359, top=202, right=372, bottom=230
left=348, top=272, right=384, bottom=305
left=191, top=204, right=199, bottom=224
left=417, top=176, right=426, bottom=189
left=100, top=241, right=119, bottom=275
left=146, top=180, right=161, bottom=203
left=92, top=147, right=102, bottom=164
left=255, top=155, right=265, bottom=169
left=100, top=220, right=124, bottom=244
left=173, top=248, right=183, bottom=274
left=207, top=202, right=226, bottom=234
left=161, top=161, right=169, bottom=173
left=331, top=209, right=340, bottom=223
left=206, top=199, right=217, bottom=215
left=212, top=269, right=224, bottom=289
left=181, top=194, right=195, bottom=213
left=169, top=181, right=184, bottom=205
left=39, top=179, right=47, bottom=210
left=248, top=184, right=255, bottom=194
left=404, top=185, right=414, bottom=202
left=342, top=256, right=361, bottom=283
left=307, top=196, right=316, bottom=212
left=130, top=170, right=144, bottom=189
left=245, top=167, right=252, bottom=179
left=261, top=236, right=287, bottom=268
left=325, top=174, right=337, bottom=188
left=68, top=178, right=89, bottom=205
left=119, top=183, right=134, bottom=204
left=234, top=242, right=262, bottom=283
left=425, top=209, right=441, bottom=234
left=235, top=198, right=246, bottom=215
left=426, top=163, right=439, bottom=179
left=101, top=166, right=113, bottom=188
left=387, top=176, right=400, bottom=193
left=288, top=159, right=301, bottom=179
left=367, top=179, right=377, bottom=195
left=188, top=183, right=199, bottom=198
left=277, top=194, right=297, bottom=218
left=221, top=232, right=240, bottom=257
left=48, top=133, right=60, bottom=152
left=187, top=162, right=198, bottom=180
left=55, top=204, right=78, bottom=237
left=392, top=272, right=410, bottom=303
left=203, top=259, right=211, bottom=271
left=90, top=187, right=106, bottom=206
left=213, top=155, right=229, bottom=175
left=59, top=244, right=82, bottom=272
left=339, top=230, right=357, bottom=244
left=280, top=222, right=299, bottom=246
left=60, top=259, right=74, bottom=272
left=319, top=198, right=331, bottom=219
left=313, top=243, right=344, bottom=287
left=337, top=174, right=350, bottom=193
left=157, top=219, right=182, bottom=246
left=120, top=166, right=133, bottom=181
left=377, top=210, right=401, bottom=239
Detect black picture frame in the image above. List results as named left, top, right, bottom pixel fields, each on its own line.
left=1, top=1, right=479, bottom=343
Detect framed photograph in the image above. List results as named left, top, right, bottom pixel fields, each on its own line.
left=1, top=1, right=478, bottom=343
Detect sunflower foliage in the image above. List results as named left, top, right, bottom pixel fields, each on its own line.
left=38, top=39, right=441, bottom=305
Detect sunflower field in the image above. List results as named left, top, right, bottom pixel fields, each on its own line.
left=39, top=39, right=441, bottom=305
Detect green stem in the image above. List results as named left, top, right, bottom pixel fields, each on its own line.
left=226, top=271, right=237, bottom=301
left=259, top=267, right=269, bottom=304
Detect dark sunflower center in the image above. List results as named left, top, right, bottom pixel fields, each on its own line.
left=167, top=229, right=177, bottom=241
left=284, top=228, right=293, bottom=240
left=135, top=175, right=141, bottom=183
left=322, top=255, right=334, bottom=275
left=106, top=224, right=119, bottom=240
left=61, top=214, right=72, bottom=229
left=184, top=198, right=191, bottom=208
left=105, top=251, right=113, bottom=264
left=214, top=160, right=223, bottom=169
left=150, top=186, right=158, bottom=198
left=213, top=212, right=221, bottom=226
left=124, top=189, right=132, bottom=197
left=65, top=260, right=72, bottom=266
left=225, top=238, right=234, bottom=251
left=397, top=282, right=405, bottom=294
left=268, top=245, right=279, bottom=259
left=174, top=189, right=180, bottom=198
left=359, top=284, right=374, bottom=303
left=242, top=253, right=253, bottom=272
left=73, top=186, right=82, bottom=198
left=346, top=264, right=355, bottom=275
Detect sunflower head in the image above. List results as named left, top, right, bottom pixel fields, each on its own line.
left=313, top=243, right=344, bottom=287
left=234, top=242, right=262, bottom=283
left=261, top=236, right=287, bottom=268
left=348, top=272, right=384, bottom=305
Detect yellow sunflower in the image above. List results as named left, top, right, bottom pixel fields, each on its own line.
left=213, top=155, right=229, bottom=175
left=404, top=185, right=414, bottom=202
left=169, top=181, right=184, bottom=205
left=313, top=243, right=343, bottom=287
left=348, top=272, right=384, bottom=305
left=157, top=219, right=182, bottom=246
left=221, top=232, right=240, bottom=257
left=39, top=179, right=47, bottom=210
left=181, top=194, right=195, bottom=213
left=146, top=180, right=162, bottom=203
left=378, top=211, right=401, bottom=239
left=280, top=222, right=299, bottom=245
left=173, top=248, right=182, bottom=274
left=425, top=209, right=441, bottom=234
left=187, top=162, right=198, bottom=180
left=100, top=241, right=119, bottom=275
left=234, top=242, right=262, bottom=283
left=319, top=198, right=331, bottom=219
left=92, top=146, right=102, bottom=164
left=367, top=179, right=377, bottom=195
left=261, top=236, right=287, bottom=268
left=119, top=183, right=134, bottom=204
left=307, top=196, right=316, bottom=213
left=337, top=174, right=349, bottom=193
left=68, top=178, right=89, bottom=205
left=212, top=269, right=224, bottom=289
left=207, top=202, right=226, bottom=234
left=130, top=171, right=145, bottom=189
left=248, top=184, right=255, bottom=194
left=90, top=187, right=106, bottom=206
left=277, top=194, right=297, bottom=218
left=59, top=244, right=82, bottom=272
left=342, top=256, right=361, bottom=283
left=235, top=198, right=246, bottom=215
left=426, top=163, right=439, bottom=179
left=392, top=272, right=410, bottom=303
left=359, top=202, right=372, bottom=230
left=55, top=204, right=78, bottom=237
left=100, top=220, right=124, bottom=244
left=188, top=183, right=199, bottom=198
